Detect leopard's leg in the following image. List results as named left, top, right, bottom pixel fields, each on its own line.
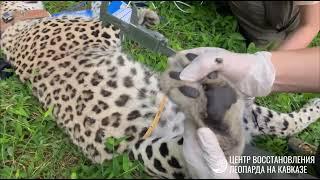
left=244, top=98, right=320, bottom=138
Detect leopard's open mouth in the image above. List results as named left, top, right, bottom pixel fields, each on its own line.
left=203, top=82, right=238, bottom=132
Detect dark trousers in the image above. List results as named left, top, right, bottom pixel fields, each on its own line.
left=215, top=1, right=301, bottom=50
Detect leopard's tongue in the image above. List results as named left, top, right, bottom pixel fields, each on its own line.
left=203, top=84, right=237, bottom=131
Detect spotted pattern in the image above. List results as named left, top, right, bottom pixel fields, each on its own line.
left=1, top=1, right=319, bottom=179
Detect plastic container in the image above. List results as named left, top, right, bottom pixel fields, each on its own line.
left=51, top=1, right=132, bottom=22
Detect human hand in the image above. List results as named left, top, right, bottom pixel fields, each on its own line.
left=183, top=119, right=239, bottom=179
left=177, top=47, right=275, bottom=97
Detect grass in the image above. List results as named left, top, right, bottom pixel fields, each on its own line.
left=0, top=1, right=319, bottom=178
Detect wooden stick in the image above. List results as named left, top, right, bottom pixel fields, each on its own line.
left=142, top=96, right=168, bottom=139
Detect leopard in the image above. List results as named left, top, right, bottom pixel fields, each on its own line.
left=1, top=1, right=319, bottom=179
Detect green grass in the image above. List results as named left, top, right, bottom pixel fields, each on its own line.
left=0, top=1, right=319, bottom=178
left=0, top=76, right=147, bottom=178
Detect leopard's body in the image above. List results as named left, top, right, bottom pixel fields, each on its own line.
left=1, top=1, right=319, bottom=179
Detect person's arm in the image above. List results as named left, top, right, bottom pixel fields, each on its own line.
left=278, top=3, right=320, bottom=50
left=271, top=47, right=320, bottom=92
left=178, top=47, right=319, bottom=97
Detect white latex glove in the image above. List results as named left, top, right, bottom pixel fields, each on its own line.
left=178, top=47, right=275, bottom=97
left=183, top=119, right=239, bottom=179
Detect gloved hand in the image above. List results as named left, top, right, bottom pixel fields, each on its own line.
left=183, top=119, right=239, bottom=179
left=178, top=47, right=275, bottom=97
